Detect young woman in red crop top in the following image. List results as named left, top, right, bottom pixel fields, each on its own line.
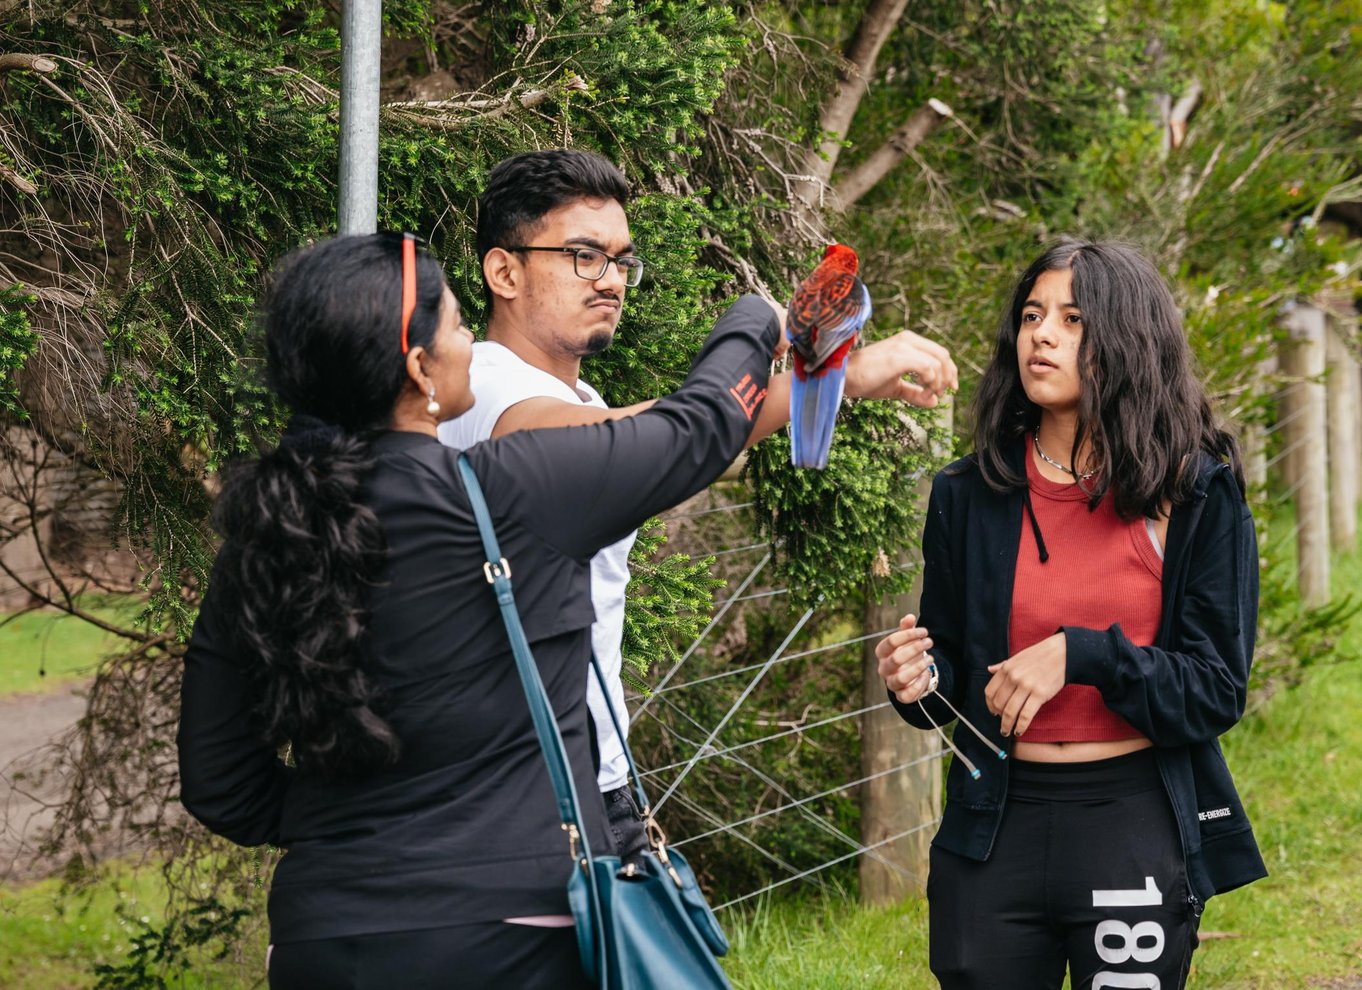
left=876, top=241, right=1263, bottom=989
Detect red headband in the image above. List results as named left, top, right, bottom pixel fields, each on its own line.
left=400, top=233, right=417, bottom=354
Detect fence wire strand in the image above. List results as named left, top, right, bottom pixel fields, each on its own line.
left=642, top=686, right=922, bottom=881
left=650, top=604, right=818, bottom=813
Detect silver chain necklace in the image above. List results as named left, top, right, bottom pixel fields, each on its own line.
left=1033, top=434, right=1096, bottom=481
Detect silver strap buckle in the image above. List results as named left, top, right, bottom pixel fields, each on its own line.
left=482, top=558, right=512, bottom=584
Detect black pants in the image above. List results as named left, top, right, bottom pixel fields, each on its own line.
left=604, top=783, right=650, bottom=866
left=928, top=749, right=1201, bottom=990
left=268, top=920, right=594, bottom=990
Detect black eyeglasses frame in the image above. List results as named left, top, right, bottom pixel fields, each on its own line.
left=507, top=245, right=646, bottom=287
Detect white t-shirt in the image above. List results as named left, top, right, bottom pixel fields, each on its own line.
left=438, top=341, right=636, bottom=792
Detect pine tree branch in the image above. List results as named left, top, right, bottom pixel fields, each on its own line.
left=0, top=53, right=58, bottom=75
left=0, top=160, right=36, bottom=195
left=383, top=74, right=588, bottom=131
left=833, top=98, right=952, bottom=207
left=793, top=0, right=911, bottom=212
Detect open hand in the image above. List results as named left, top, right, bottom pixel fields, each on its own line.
left=984, top=633, right=1067, bottom=737
left=845, top=330, right=958, bottom=407
left=875, top=614, right=936, bottom=704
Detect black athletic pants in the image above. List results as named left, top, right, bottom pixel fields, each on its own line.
left=268, top=920, right=594, bottom=990
left=928, top=749, right=1201, bottom=990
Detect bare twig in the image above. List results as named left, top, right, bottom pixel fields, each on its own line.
left=383, top=73, right=588, bottom=131
left=0, top=53, right=57, bottom=74
left=833, top=98, right=953, bottom=208
left=0, top=160, right=35, bottom=195
left=1165, top=79, right=1202, bottom=152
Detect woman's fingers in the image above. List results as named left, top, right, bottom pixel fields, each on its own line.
left=1011, top=695, right=1044, bottom=738
left=875, top=616, right=934, bottom=703
left=874, top=615, right=924, bottom=660
left=878, top=637, right=934, bottom=687
left=892, top=667, right=934, bottom=705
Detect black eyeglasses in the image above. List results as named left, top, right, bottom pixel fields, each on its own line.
left=508, top=245, right=645, bottom=287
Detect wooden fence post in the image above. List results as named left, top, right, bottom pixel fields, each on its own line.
left=1324, top=305, right=1359, bottom=553
left=1242, top=352, right=1277, bottom=491
left=1279, top=301, right=1330, bottom=605
left=859, top=404, right=947, bottom=904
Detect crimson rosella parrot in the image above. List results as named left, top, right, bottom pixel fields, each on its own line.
left=787, top=243, right=872, bottom=469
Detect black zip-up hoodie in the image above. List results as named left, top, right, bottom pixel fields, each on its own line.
left=891, top=440, right=1267, bottom=909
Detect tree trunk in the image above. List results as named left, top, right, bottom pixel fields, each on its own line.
left=1279, top=302, right=1330, bottom=605
left=834, top=99, right=952, bottom=208
left=1242, top=352, right=1277, bottom=490
left=1324, top=303, right=1359, bottom=552
left=792, top=0, right=911, bottom=215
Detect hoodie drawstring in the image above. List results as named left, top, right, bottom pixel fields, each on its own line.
left=1023, top=486, right=1050, bottom=563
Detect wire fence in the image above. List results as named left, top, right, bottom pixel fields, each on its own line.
left=626, top=491, right=949, bottom=910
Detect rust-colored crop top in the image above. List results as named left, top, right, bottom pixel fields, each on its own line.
left=1012, top=439, right=1163, bottom=743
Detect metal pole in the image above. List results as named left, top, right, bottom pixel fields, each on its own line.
left=338, top=0, right=383, bottom=235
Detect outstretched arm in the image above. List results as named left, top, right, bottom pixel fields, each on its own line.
left=746, top=328, right=959, bottom=445
left=487, top=317, right=957, bottom=449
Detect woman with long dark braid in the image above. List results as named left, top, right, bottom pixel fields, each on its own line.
left=177, top=232, right=783, bottom=987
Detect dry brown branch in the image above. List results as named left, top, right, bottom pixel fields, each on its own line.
left=382, top=72, right=588, bottom=131
left=0, top=52, right=56, bottom=74
left=833, top=98, right=953, bottom=208
left=1162, top=79, right=1202, bottom=155
left=0, top=160, right=35, bottom=194
left=792, top=0, right=911, bottom=213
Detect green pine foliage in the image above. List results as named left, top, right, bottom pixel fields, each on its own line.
left=1, top=0, right=746, bottom=644
left=746, top=400, right=941, bottom=605
left=0, top=288, right=38, bottom=419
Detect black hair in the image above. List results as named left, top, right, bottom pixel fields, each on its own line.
left=971, top=239, right=1242, bottom=519
left=475, top=148, right=630, bottom=310
left=211, top=233, right=447, bottom=777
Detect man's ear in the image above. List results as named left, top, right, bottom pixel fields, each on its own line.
left=483, top=247, right=520, bottom=303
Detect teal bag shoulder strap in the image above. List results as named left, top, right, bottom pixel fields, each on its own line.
left=587, top=655, right=651, bottom=815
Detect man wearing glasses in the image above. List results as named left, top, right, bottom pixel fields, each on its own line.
left=440, top=148, right=958, bottom=863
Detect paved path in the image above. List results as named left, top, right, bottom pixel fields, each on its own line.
left=0, top=683, right=88, bottom=881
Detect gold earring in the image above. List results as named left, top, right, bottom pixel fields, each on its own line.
left=426, top=384, right=440, bottom=417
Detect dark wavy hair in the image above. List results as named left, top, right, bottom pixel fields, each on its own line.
left=475, top=148, right=630, bottom=310
left=971, top=240, right=1242, bottom=519
left=211, top=233, right=447, bottom=777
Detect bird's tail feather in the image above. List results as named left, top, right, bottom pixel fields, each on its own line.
left=789, top=367, right=846, bottom=469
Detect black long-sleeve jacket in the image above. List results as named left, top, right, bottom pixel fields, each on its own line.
left=177, top=296, right=781, bottom=943
left=891, top=441, right=1267, bottom=906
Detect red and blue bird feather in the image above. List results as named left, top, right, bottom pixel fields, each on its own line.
left=787, top=243, right=871, bottom=469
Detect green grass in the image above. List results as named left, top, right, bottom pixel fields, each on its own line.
left=0, top=598, right=144, bottom=697
left=723, top=887, right=933, bottom=989
left=0, top=863, right=266, bottom=990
